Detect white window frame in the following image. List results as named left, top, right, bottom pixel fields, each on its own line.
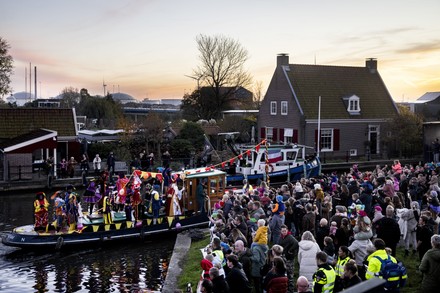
left=320, top=128, right=334, bottom=152
left=347, top=95, right=361, bottom=114
left=270, top=101, right=277, bottom=115
left=266, top=127, right=273, bottom=143
left=281, top=101, right=288, bottom=115
left=284, top=128, right=293, bottom=144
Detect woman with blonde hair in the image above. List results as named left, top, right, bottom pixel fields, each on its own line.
left=298, top=231, right=321, bottom=284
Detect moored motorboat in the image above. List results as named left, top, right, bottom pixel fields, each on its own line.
left=224, top=142, right=320, bottom=185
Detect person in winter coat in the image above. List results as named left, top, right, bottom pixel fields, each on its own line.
left=226, top=254, right=251, bottom=293
left=234, top=240, right=253, bottom=283
left=279, top=225, right=299, bottom=292
left=262, top=257, right=288, bottom=293
left=210, top=267, right=230, bottom=293
left=250, top=241, right=268, bottom=293
left=419, top=234, right=440, bottom=293
left=417, top=215, right=434, bottom=261
left=400, top=201, right=420, bottom=256
left=302, top=203, right=316, bottom=236
left=270, top=213, right=283, bottom=245
left=298, top=231, right=321, bottom=285
left=348, top=234, right=372, bottom=281
left=375, top=205, right=401, bottom=256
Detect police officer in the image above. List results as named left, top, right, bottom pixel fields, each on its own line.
left=313, top=251, right=336, bottom=293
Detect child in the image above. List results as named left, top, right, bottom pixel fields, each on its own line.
left=329, top=221, right=338, bottom=236
left=200, top=253, right=214, bottom=280
left=272, top=195, right=285, bottom=217
left=353, top=210, right=373, bottom=240
left=251, top=219, right=268, bottom=248
left=323, top=236, right=335, bottom=264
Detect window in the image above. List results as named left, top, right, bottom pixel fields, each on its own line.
left=270, top=101, right=277, bottom=115
left=284, top=128, right=293, bottom=144
left=347, top=95, right=360, bottom=114
left=266, top=127, right=273, bottom=143
left=320, top=128, right=333, bottom=151
left=281, top=101, right=288, bottom=115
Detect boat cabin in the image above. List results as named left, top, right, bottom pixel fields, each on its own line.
left=180, top=168, right=226, bottom=213
left=236, top=144, right=313, bottom=176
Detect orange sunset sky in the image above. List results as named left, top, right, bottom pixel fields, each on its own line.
left=1, top=0, right=440, bottom=102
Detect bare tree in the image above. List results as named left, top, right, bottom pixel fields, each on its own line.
left=252, top=80, right=264, bottom=109
left=192, top=34, right=252, bottom=119
left=0, top=37, right=14, bottom=99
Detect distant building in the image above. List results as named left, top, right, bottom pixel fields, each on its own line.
left=111, top=92, right=137, bottom=104
left=6, top=92, right=35, bottom=106
left=398, top=92, right=440, bottom=121
left=0, top=108, right=79, bottom=180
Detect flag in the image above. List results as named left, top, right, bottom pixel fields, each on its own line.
left=267, top=150, right=282, bottom=163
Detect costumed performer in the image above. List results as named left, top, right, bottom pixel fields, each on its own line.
left=34, top=192, right=49, bottom=231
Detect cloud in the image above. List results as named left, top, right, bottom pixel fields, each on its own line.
left=394, top=40, right=440, bottom=54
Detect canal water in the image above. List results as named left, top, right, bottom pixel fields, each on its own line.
left=0, top=190, right=174, bottom=292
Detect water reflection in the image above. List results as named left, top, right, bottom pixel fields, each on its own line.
left=0, top=190, right=174, bottom=292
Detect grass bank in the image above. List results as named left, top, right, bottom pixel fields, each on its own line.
left=177, top=235, right=423, bottom=293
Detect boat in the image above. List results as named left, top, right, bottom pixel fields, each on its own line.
left=1, top=168, right=227, bottom=250
left=224, top=143, right=321, bottom=185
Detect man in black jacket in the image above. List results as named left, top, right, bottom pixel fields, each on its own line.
left=279, top=225, right=299, bottom=292
left=210, top=267, right=230, bottom=293
left=375, top=205, right=401, bottom=256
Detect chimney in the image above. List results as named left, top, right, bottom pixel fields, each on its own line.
left=277, top=53, right=289, bottom=66
left=365, top=58, right=377, bottom=73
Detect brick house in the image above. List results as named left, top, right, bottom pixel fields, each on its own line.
left=258, top=54, right=399, bottom=160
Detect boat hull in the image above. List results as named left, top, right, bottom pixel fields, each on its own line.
left=227, top=157, right=320, bottom=185
left=1, top=213, right=209, bottom=250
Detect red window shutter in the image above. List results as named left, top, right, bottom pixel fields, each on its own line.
left=334, top=129, right=340, bottom=151
left=273, top=128, right=278, bottom=142
left=279, top=128, right=284, bottom=142
left=260, top=127, right=266, bottom=139
left=293, top=129, right=298, bottom=143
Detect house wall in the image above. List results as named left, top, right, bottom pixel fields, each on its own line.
left=304, top=121, right=388, bottom=160
left=259, top=66, right=303, bottom=142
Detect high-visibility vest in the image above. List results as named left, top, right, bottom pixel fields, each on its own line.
left=335, top=256, right=351, bottom=277
left=313, top=266, right=336, bottom=293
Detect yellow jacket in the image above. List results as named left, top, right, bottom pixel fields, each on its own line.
left=365, top=249, right=396, bottom=280
left=254, top=225, right=268, bottom=245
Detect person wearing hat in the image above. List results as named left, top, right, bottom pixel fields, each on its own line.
left=34, top=192, right=50, bottom=232
left=93, top=154, right=102, bottom=175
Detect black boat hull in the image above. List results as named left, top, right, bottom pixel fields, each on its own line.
left=1, top=214, right=209, bottom=250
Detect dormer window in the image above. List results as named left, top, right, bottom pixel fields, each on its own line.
left=346, top=95, right=361, bottom=115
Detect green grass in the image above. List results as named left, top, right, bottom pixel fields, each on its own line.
left=396, top=247, right=422, bottom=293
left=177, top=236, right=210, bottom=290
left=177, top=237, right=423, bottom=293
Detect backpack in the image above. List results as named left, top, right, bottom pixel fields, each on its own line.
left=374, top=255, right=407, bottom=290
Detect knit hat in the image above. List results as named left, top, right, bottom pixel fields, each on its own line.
left=431, top=190, right=438, bottom=198
left=295, top=182, right=303, bottom=192
left=336, top=205, right=345, bottom=213
left=375, top=205, right=382, bottom=212
left=314, top=183, right=321, bottom=190
left=276, top=195, right=283, bottom=203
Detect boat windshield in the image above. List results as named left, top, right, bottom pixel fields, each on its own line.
left=286, top=151, right=297, bottom=160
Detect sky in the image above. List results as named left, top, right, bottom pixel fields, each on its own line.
left=1, top=0, right=440, bottom=102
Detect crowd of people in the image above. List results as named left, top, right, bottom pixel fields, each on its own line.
left=195, top=160, right=440, bottom=293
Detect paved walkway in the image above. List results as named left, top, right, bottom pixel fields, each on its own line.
left=162, top=232, right=192, bottom=293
